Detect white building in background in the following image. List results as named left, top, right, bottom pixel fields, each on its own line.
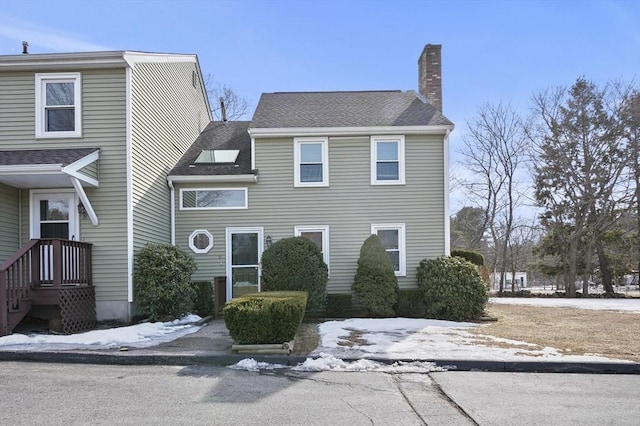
left=491, top=272, right=527, bottom=290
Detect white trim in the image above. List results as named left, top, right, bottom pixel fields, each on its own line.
left=371, top=223, right=406, bottom=277
left=125, top=65, right=134, bottom=304
left=250, top=136, right=256, bottom=170
left=249, top=125, right=453, bottom=138
left=293, top=137, right=329, bottom=187
left=179, top=187, right=248, bottom=210
left=294, top=225, right=330, bottom=274
left=35, top=73, right=82, bottom=138
left=188, top=229, right=214, bottom=254
left=30, top=190, right=79, bottom=240
left=0, top=164, right=62, bottom=174
left=61, top=149, right=100, bottom=187
left=371, top=135, right=405, bottom=185
left=70, top=177, right=98, bottom=225
left=168, top=179, right=176, bottom=245
left=444, top=129, right=451, bottom=255
left=225, top=227, right=264, bottom=301
left=167, top=174, right=257, bottom=184
left=123, top=52, right=198, bottom=66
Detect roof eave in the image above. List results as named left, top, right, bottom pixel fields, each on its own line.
left=247, top=125, right=455, bottom=138
left=167, top=174, right=258, bottom=184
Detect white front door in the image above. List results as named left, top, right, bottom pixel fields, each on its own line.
left=31, top=191, right=79, bottom=240
left=225, top=227, right=264, bottom=301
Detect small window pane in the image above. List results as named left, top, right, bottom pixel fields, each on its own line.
left=300, top=164, right=323, bottom=182
left=300, top=231, right=323, bottom=250
left=40, top=199, right=69, bottom=221
left=376, top=162, right=399, bottom=180
left=232, top=233, right=258, bottom=265
left=378, top=229, right=399, bottom=250
left=192, top=233, right=210, bottom=250
left=46, top=82, right=74, bottom=106
left=387, top=251, right=400, bottom=272
left=46, top=108, right=75, bottom=131
left=377, top=142, right=398, bottom=161
left=300, top=143, right=322, bottom=163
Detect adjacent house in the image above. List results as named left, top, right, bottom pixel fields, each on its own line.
left=170, top=44, right=454, bottom=301
left=0, top=50, right=211, bottom=334
left=1, top=44, right=453, bottom=334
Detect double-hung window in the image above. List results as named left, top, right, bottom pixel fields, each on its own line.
left=294, top=137, right=329, bottom=187
left=294, top=226, right=330, bottom=271
left=371, top=223, right=406, bottom=276
left=35, top=73, right=82, bottom=138
left=371, top=135, right=405, bottom=185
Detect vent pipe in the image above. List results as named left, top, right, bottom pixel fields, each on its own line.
left=22, top=41, right=29, bottom=54
left=219, top=97, right=227, bottom=122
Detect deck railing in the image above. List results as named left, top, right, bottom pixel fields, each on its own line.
left=1, top=239, right=93, bottom=335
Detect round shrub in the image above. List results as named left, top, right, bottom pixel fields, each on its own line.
left=451, top=249, right=485, bottom=266
left=352, top=234, right=398, bottom=317
left=417, top=256, right=488, bottom=321
left=134, top=243, right=197, bottom=321
left=261, top=237, right=328, bottom=311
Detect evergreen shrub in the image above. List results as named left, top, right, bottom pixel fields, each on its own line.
left=395, top=289, right=426, bottom=318
left=261, top=237, right=328, bottom=311
left=223, top=291, right=308, bottom=344
left=192, top=281, right=214, bottom=317
left=417, top=256, right=488, bottom=321
left=352, top=235, right=398, bottom=317
left=451, top=249, right=485, bottom=266
left=134, top=243, right=197, bottom=321
left=326, top=294, right=353, bottom=317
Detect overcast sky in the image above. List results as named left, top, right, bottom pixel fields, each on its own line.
left=1, top=0, right=638, bottom=212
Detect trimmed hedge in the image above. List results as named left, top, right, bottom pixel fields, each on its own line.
left=223, top=291, right=308, bottom=344
left=326, top=294, right=353, bottom=317
left=192, top=281, right=214, bottom=317
left=134, top=243, right=197, bottom=321
left=352, top=235, right=399, bottom=317
left=417, top=256, right=488, bottom=321
left=451, top=250, right=485, bottom=266
left=395, top=289, right=426, bottom=318
left=261, top=237, right=328, bottom=311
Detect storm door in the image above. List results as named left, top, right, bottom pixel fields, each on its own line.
left=225, top=227, right=263, bottom=301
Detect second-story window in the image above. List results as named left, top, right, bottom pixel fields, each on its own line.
left=35, top=73, right=82, bottom=138
left=294, top=137, right=329, bottom=187
left=371, top=135, right=405, bottom=185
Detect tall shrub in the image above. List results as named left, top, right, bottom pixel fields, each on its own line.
left=134, top=243, right=197, bottom=321
left=352, top=234, right=398, bottom=317
left=261, top=237, right=328, bottom=311
left=417, top=256, right=488, bottom=321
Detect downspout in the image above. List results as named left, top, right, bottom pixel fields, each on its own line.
left=443, top=128, right=451, bottom=256
left=168, top=178, right=175, bottom=246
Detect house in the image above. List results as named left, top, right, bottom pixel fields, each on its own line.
left=0, top=50, right=211, bottom=334
left=169, top=44, right=454, bottom=301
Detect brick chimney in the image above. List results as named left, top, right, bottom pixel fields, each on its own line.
left=418, top=44, right=442, bottom=112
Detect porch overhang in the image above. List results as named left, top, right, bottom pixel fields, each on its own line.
left=0, top=148, right=100, bottom=225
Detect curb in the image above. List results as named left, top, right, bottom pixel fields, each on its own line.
left=1, top=351, right=638, bottom=374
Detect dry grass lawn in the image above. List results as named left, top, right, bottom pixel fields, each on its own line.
left=470, top=303, right=640, bottom=362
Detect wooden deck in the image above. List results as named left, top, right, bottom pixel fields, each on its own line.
left=1, top=239, right=95, bottom=336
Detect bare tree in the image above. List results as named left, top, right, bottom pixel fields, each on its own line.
left=460, top=102, right=530, bottom=292
left=203, top=74, right=249, bottom=121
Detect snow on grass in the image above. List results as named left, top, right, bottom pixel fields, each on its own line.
left=489, top=297, right=640, bottom=312
left=0, top=314, right=204, bottom=351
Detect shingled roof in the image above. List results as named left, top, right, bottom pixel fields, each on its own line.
left=249, top=90, right=453, bottom=129
left=0, top=148, right=99, bottom=166
left=169, top=121, right=253, bottom=176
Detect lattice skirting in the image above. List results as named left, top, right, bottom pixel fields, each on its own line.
left=59, top=287, right=96, bottom=334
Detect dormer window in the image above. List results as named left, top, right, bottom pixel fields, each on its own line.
left=35, top=73, right=82, bottom=138
left=195, top=150, right=240, bottom=163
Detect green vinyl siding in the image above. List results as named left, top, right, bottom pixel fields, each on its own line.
left=174, top=133, right=446, bottom=293
left=130, top=61, right=210, bottom=252
left=0, top=183, right=20, bottom=261
left=0, top=68, right=130, bottom=305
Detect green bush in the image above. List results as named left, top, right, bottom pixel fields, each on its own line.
left=326, top=293, right=353, bottom=317
left=261, top=237, right=328, bottom=311
left=134, top=243, right=197, bottom=321
left=223, top=291, right=308, bottom=344
left=417, top=256, right=488, bottom=321
left=451, top=249, right=485, bottom=266
left=395, top=289, right=426, bottom=318
left=192, top=281, right=214, bottom=317
left=352, top=235, right=399, bottom=317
